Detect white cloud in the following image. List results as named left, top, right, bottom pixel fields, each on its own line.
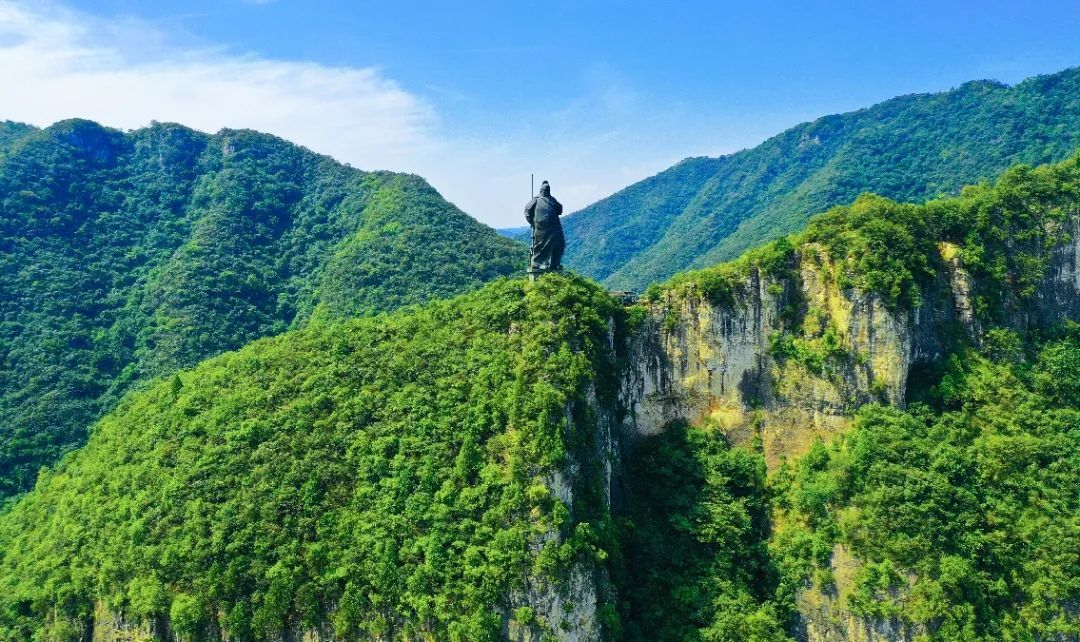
left=0, top=1, right=711, bottom=227
left=0, top=1, right=437, bottom=180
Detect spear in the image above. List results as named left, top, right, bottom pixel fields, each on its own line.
left=529, top=174, right=536, bottom=267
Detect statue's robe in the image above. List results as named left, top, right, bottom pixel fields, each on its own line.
left=525, top=193, right=564, bottom=270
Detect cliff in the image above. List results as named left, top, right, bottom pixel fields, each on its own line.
left=613, top=202, right=1080, bottom=639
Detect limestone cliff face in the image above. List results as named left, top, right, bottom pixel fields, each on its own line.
left=792, top=546, right=926, bottom=642
left=620, top=247, right=948, bottom=467
left=504, top=374, right=620, bottom=642
left=617, top=220, right=1080, bottom=642
left=623, top=218, right=1080, bottom=465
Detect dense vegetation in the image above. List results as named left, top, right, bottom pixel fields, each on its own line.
left=772, top=336, right=1080, bottom=641
left=613, top=339, right=1080, bottom=642
left=564, top=66, right=1080, bottom=290
left=614, top=422, right=789, bottom=641
left=1, top=125, right=1078, bottom=641
left=0, top=119, right=524, bottom=499
left=660, top=148, right=1080, bottom=320
left=617, top=152, right=1080, bottom=640
left=0, top=274, right=618, bottom=641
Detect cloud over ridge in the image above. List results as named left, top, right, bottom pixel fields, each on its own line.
left=0, top=1, right=436, bottom=170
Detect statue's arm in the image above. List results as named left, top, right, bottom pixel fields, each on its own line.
left=525, top=198, right=536, bottom=225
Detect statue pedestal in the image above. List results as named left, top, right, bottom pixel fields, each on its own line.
left=526, top=267, right=559, bottom=282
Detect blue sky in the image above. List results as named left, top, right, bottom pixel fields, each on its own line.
left=2, top=1, right=1080, bottom=226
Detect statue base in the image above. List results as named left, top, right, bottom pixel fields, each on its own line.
left=526, top=267, right=560, bottom=282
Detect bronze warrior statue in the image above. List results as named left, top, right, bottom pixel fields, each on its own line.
left=525, top=180, right=564, bottom=271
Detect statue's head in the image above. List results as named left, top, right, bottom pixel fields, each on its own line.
left=540, top=180, right=551, bottom=196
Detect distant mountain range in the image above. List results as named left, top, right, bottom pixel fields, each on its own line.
left=496, top=225, right=531, bottom=238
left=0, top=119, right=524, bottom=498
left=564, top=66, right=1080, bottom=290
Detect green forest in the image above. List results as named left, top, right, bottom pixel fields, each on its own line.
left=0, top=119, right=525, bottom=500
left=1, top=149, right=1077, bottom=640
left=0, top=274, right=620, bottom=642
left=563, top=66, right=1080, bottom=291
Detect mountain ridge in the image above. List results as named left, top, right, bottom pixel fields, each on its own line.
left=563, top=66, right=1080, bottom=290
left=0, top=118, right=525, bottom=498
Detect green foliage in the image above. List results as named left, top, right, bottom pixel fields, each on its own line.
left=662, top=236, right=796, bottom=306
left=773, top=342, right=1080, bottom=640
left=1034, top=337, right=1080, bottom=404
left=0, top=274, right=617, bottom=641
left=931, top=160, right=1080, bottom=322
left=800, top=195, right=935, bottom=309
left=608, top=152, right=1080, bottom=639
left=982, top=328, right=1024, bottom=363
left=660, top=150, right=1080, bottom=318
left=0, top=119, right=524, bottom=499
left=0, top=121, right=35, bottom=154
left=613, top=422, right=791, bottom=641
left=2, top=116, right=1080, bottom=641
left=564, top=66, right=1080, bottom=290
left=767, top=325, right=847, bottom=376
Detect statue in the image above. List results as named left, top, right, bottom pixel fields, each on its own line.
left=525, top=180, right=565, bottom=273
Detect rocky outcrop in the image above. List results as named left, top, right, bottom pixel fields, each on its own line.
left=620, top=250, right=942, bottom=466
left=791, top=546, right=928, bottom=642
left=502, top=321, right=622, bottom=642
left=621, top=220, right=1080, bottom=466
left=616, top=221, right=1080, bottom=641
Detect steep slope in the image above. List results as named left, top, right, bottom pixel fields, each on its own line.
left=0, top=119, right=525, bottom=498
left=566, top=66, right=1080, bottom=290
left=618, top=152, right=1080, bottom=640
left=0, top=275, right=622, bottom=642
left=1, top=154, right=1078, bottom=642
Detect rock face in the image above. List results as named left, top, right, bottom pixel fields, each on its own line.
left=616, top=219, right=1080, bottom=641
left=791, top=545, right=928, bottom=642
left=621, top=249, right=936, bottom=466
left=622, top=219, right=1080, bottom=464
left=504, top=380, right=619, bottom=642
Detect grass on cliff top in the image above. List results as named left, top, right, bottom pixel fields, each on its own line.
left=0, top=273, right=619, bottom=642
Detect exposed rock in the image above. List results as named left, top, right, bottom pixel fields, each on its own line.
left=620, top=250, right=927, bottom=466
left=617, top=223, right=1080, bottom=640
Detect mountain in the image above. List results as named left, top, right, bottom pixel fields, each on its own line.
left=0, top=119, right=525, bottom=499
left=2, top=152, right=1077, bottom=641
left=0, top=274, right=623, bottom=642
left=496, top=225, right=531, bottom=239
left=565, top=66, right=1080, bottom=290
left=0, top=121, right=35, bottom=151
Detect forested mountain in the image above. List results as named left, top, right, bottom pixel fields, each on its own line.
left=565, top=66, right=1080, bottom=290
left=0, top=119, right=524, bottom=499
left=496, top=225, right=530, bottom=238
left=0, top=122, right=35, bottom=151
left=2, top=152, right=1077, bottom=641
